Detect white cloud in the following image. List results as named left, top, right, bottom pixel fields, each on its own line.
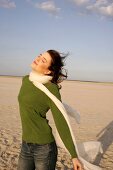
left=99, top=4, right=113, bottom=17
left=70, top=0, right=89, bottom=6
left=69, top=0, right=113, bottom=19
left=35, top=1, right=60, bottom=14
left=87, top=0, right=113, bottom=18
left=27, top=0, right=60, bottom=16
left=94, top=0, right=108, bottom=7
left=27, top=0, right=113, bottom=19
left=0, top=0, right=16, bottom=8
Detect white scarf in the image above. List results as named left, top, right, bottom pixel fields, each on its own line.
left=29, top=70, right=53, bottom=84
left=29, top=70, right=103, bottom=170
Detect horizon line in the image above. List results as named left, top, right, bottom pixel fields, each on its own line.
left=0, top=74, right=113, bottom=84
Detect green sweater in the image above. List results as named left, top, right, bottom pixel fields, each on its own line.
left=18, top=75, right=77, bottom=158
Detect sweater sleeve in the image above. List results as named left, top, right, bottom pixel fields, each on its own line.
left=48, top=83, right=78, bottom=158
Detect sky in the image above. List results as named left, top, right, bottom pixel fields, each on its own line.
left=0, top=0, right=113, bottom=82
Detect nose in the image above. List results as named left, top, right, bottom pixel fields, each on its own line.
left=36, top=56, right=40, bottom=62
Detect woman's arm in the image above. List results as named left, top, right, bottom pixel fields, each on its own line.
left=48, top=84, right=82, bottom=169
left=46, top=84, right=81, bottom=170
left=48, top=84, right=77, bottom=157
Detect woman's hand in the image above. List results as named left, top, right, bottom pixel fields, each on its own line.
left=72, top=158, right=82, bottom=170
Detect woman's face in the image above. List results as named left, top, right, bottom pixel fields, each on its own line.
left=31, top=52, right=52, bottom=75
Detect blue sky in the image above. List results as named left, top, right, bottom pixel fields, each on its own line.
left=0, top=0, right=113, bottom=82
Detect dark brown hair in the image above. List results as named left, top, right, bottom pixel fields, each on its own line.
left=47, top=49, right=68, bottom=84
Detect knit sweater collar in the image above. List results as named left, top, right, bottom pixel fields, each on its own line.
left=29, top=70, right=52, bottom=84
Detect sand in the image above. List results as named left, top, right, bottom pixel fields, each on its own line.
left=0, top=76, right=113, bottom=170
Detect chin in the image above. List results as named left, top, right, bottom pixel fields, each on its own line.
left=31, top=63, right=36, bottom=69
left=30, top=63, right=33, bottom=67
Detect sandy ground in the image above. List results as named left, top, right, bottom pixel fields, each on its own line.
left=0, top=76, right=113, bottom=170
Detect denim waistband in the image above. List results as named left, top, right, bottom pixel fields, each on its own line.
left=22, top=140, right=56, bottom=146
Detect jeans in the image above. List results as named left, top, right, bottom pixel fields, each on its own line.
left=17, top=140, right=58, bottom=170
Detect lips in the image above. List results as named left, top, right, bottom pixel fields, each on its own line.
left=33, top=61, right=38, bottom=65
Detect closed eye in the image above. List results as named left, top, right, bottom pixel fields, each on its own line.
left=38, top=54, right=47, bottom=63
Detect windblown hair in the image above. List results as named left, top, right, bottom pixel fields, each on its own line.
left=47, top=49, right=68, bottom=84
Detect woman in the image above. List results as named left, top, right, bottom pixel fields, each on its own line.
left=17, top=49, right=82, bottom=170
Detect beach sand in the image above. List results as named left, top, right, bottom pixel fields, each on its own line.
left=0, top=76, right=113, bottom=170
